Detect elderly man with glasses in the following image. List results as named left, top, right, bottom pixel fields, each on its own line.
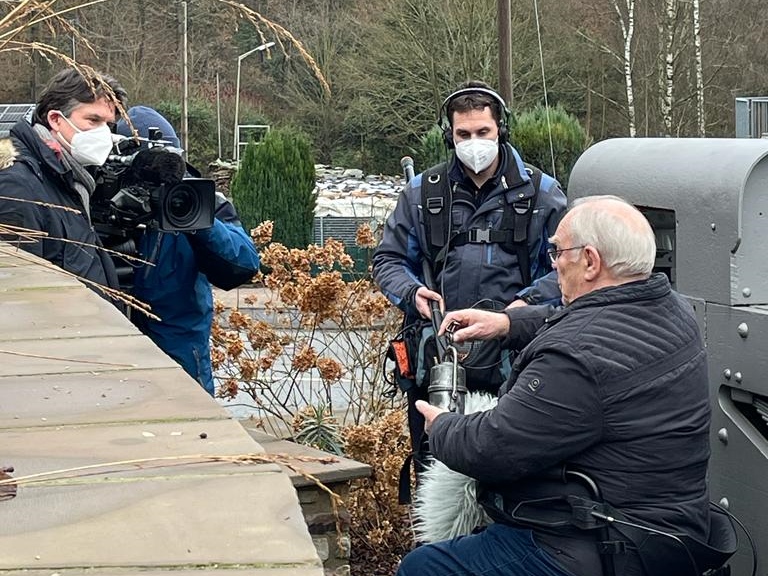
left=400, top=195, right=716, bottom=576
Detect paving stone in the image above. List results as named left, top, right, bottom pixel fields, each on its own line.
left=0, top=334, right=180, bottom=377
left=0, top=284, right=137, bottom=341
left=244, top=428, right=370, bottom=487
left=0, top=367, right=227, bottom=429
left=0, top=421, right=322, bottom=569
left=0, top=259, right=82, bottom=290
left=2, top=420, right=267, bottom=477
left=0, top=241, right=323, bottom=573
left=0, top=568, right=323, bottom=576
left=0, top=469, right=320, bottom=570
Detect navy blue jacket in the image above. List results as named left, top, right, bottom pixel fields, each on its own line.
left=0, top=119, right=119, bottom=292
left=430, top=274, right=711, bottom=575
left=130, top=196, right=259, bottom=395
left=372, top=143, right=566, bottom=317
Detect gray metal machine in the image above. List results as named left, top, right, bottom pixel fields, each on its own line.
left=569, top=138, right=768, bottom=575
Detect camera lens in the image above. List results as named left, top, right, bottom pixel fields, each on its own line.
left=163, top=184, right=201, bottom=229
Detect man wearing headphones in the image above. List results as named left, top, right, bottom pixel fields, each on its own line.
left=372, top=81, right=567, bottom=493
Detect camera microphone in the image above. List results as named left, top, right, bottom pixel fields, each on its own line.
left=130, top=147, right=186, bottom=186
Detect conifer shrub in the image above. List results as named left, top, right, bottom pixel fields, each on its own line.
left=154, top=99, right=218, bottom=170
left=231, top=128, right=316, bottom=248
left=416, top=125, right=449, bottom=171
left=510, top=104, right=589, bottom=189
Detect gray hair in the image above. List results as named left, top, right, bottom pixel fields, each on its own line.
left=568, top=195, right=656, bottom=278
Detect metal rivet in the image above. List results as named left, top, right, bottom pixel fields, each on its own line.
left=717, top=428, right=728, bottom=444
left=711, top=222, right=717, bottom=230
left=734, top=372, right=743, bottom=383
left=743, top=287, right=752, bottom=297
left=723, top=369, right=731, bottom=380
left=737, top=323, right=749, bottom=338
left=719, top=497, right=729, bottom=510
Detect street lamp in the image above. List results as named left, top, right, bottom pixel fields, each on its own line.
left=233, top=41, right=275, bottom=161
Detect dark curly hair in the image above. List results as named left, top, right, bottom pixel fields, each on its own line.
left=33, top=68, right=128, bottom=128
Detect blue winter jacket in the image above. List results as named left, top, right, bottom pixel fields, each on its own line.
left=372, top=143, right=566, bottom=317
left=131, top=195, right=259, bottom=395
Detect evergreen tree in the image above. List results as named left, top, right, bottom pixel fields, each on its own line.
left=510, top=105, right=589, bottom=190
left=231, top=128, right=316, bottom=248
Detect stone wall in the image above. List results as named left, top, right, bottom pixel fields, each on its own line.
left=299, top=482, right=352, bottom=576
left=242, top=427, right=371, bottom=576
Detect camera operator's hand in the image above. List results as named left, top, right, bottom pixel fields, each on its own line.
left=438, top=309, right=510, bottom=343
left=414, top=286, right=444, bottom=320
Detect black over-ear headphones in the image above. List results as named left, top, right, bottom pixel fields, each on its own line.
left=438, top=86, right=510, bottom=149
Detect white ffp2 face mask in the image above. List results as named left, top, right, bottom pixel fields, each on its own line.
left=55, top=112, right=114, bottom=166
left=455, top=138, right=499, bottom=174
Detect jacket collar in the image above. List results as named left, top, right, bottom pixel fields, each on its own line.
left=546, top=273, right=672, bottom=327
left=9, top=118, right=69, bottom=177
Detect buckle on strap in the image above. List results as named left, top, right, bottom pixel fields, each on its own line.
left=468, top=228, right=492, bottom=243
left=426, top=196, right=444, bottom=215
left=598, top=540, right=630, bottom=555
left=513, top=198, right=532, bottom=215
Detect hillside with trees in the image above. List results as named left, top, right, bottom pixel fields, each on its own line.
left=1, top=0, right=765, bottom=174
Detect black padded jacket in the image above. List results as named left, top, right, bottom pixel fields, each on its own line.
left=430, top=274, right=711, bottom=576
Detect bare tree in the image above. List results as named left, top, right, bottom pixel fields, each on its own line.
left=692, top=0, right=705, bottom=136
left=659, top=0, right=677, bottom=135
left=614, top=0, right=637, bottom=136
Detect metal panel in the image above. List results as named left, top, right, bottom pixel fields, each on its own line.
left=735, top=96, right=768, bottom=139
left=313, top=216, right=369, bottom=246
left=0, top=103, right=35, bottom=139
left=706, top=303, right=768, bottom=398
left=735, top=98, right=751, bottom=138
left=706, top=303, right=768, bottom=575
left=568, top=138, right=768, bottom=305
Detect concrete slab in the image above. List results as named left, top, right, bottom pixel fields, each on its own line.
left=3, top=420, right=265, bottom=474
left=246, top=427, right=370, bottom=488
left=0, top=242, right=323, bottom=574
left=0, top=470, right=321, bottom=570
left=0, top=420, right=324, bottom=571
left=0, top=368, right=227, bottom=429
left=0, top=568, right=323, bottom=575
left=0, top=244, right=47, bottom=266
left=0, top=258, right=82, bottom=289
left=0, top=284, right=138, bottom=341
left=0, top=334, right=179, bottom=377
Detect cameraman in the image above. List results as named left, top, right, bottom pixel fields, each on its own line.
left=0, top=68, right=126, bottom=294
left=115, top=106, right=260, bottom=396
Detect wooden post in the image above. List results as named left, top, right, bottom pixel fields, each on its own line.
left=498, top=0, right=513, bottom=107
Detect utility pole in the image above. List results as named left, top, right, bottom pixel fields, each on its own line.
left=498, top=0, right=513, bottom=107
left=181, top=0, right=189, bottom=154
left=216, top=72, right=222, bottom=160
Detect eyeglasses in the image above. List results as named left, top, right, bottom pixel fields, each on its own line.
left=547, top=245, right=585, bottom=264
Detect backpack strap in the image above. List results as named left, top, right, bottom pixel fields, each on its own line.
left=421, top=160, right=544, bottom=289
left=501, top=163, right=541, bottom=287
left=420, top=162, right=451, bottom=284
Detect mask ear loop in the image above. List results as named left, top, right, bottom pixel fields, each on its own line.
left=52, top=110, right=83, bottom=134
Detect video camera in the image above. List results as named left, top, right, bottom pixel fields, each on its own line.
left=91, top=128, right=215, bottom=239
